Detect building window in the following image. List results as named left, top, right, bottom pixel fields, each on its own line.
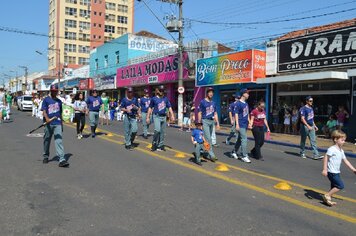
left=115, top=51, right=120, bottom=64
left=117, top=27, right=127, bottom=35
left=65, top=7, right=77, bottom=16
left=64, top=56, right=76, bottom=64
left=105, top=2, right=116, bottom=10
left=65, top=19, right=77, bottom=28
left=79, top=46, right=90, bottom=53
left=118, top=4, right=128, bottom=13
left=65, top=31, right=77, bottom=40
left=99, top=12, right=102, bottom=16
left=66, top=0, right=77, bottom=4
left=79, top=0, right=90, bottom=6
left=98, top=24, right=102, bottom=28
left=94, top=11, right=97, bottom=16
left=104, top=36, right=114, bottom=42
left=117, top=16, right=128, bottom=24
left=64, top=43, right=77, bottom=52
left=93, top=35, right=97, bottom=39
left=79, top=33, right=90, bottom=41
left=79, top=21, right=90, bottom=30
left=104, top=55, right=108, bottom=68
left=105, top=14, right=115, bottom=22
left=104, top=25, right=115, bottom=33
left=80, top=9, right=90, bottom=18
left=93, top=23, right=97, bottom=27
left=95, top=59, right=99, bottom=70
left=78, top=57, right=89, bottom=65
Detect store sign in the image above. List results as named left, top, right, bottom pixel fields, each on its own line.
left=100, top=76, right=115, bottom=90
left=116, top=53, right=188, bottom=87
left=278, top=26, right=356, bottom=72
left=195, top=50, right=266, bottom=86
left=128, top=35, right=177, bottom=52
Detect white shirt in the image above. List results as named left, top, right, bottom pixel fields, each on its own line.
left=326, top=145, right=346, bottom=173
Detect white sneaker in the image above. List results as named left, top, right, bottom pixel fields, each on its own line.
left=225, top=138, right=230, bottom=145
left=300, top=154, right=306, bottom=159
left=241, top=156, right=251, bottom=163
left=231, top=152, right=239, bottom=159
left=77, top=134, right=81, bottom=139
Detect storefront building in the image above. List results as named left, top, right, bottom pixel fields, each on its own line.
left=116, top=53, right=189, bottom=108
left=195, top=49, right=267, bottom=124
left=257, top=18, right=356, bottom=139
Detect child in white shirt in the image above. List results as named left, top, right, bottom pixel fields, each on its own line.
left=322, top=130, right=356, bottom=206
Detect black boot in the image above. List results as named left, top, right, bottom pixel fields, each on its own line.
left=91, top=126, right=95, bottom=138
left=130, top=132, right=137, bottom=146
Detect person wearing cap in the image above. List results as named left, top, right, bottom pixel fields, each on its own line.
left=231, top=88, right=252, bottom=163
left=121, top=87, right=141, bottom=150
left=198, top=87, right=220, bottom=162
left=86, top=89, right=103, bottom=138
left=140, top=89, right=151, bottom=139
left=226, top=92, right=241, bottom=145
left=299, top=96, right=323, bottom=159
left=41, top=84, right=69, bottom=167
left=191, top=122, right=207, bottom=166
left=147, top=85, right=175, bottom=152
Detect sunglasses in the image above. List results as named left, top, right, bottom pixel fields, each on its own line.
left=308, top=100, right=313, bottom=102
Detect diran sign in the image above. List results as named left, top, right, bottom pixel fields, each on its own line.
left=278, top=26, right=356, bottom=72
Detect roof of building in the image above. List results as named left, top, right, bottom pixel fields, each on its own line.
left=134, top=30, right=167, bottom=40
left=276, top=18, right=356, bottom=41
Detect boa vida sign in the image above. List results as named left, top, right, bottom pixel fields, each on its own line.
left=196, top=49, right=266, bottom=86
left=278, top=26, right=356, bottom=72
left=116, top=53, right=188, bottom=87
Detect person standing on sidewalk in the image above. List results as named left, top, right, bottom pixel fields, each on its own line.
left=250, top=101, right=270, bottom=161
left=299, top=96, right=323, bottom=159
left=231, top=88, right=252, bottom=163
left=41, top=84, right=69, bottom=167
left=180, top=102, right=192, bottom=132
left=86, top=89, right=102, bottom=138
left=198, top=87, right=220, bottom=162
left=121, top=87, right=140, bottom=150
left=226, top=93, right=240, bottom=145
left=32, top=94, right=40, bottom=117
left=140, top=89, right=151, bottom=139
left=100, top=92, right=110, bottom=126
left=147, top=85, right=175, bottom=152
left=73, top=93, right=87, bottom=139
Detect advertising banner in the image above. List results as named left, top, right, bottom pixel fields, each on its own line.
left=195, top=50, right=266, bottom=86
left=128, top=34, right=177, bottom=52
left=116, top=53, right=189, bottom=87
left=278, top=26, right=356, bottom=72
left=62, top=104, right=73, bottom=122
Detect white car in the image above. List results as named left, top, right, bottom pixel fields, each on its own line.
left=17, top=95, right=33, bottom=111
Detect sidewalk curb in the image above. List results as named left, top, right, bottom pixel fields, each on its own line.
left=171, top=125, right=356, bottom=158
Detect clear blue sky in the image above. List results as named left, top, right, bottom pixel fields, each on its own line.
left=0, top=0, right=355, bottom=81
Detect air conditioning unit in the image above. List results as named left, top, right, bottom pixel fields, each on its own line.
left=65, top=27, right=69, bottom=30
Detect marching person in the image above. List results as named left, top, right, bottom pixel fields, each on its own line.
left=121, top=87, right=140, bottom=150
left=73, top=93, right=87, bottom=139
left=191, top=122, right=207, bottom=166
left=5, top=91, right=12, bottom=119
left=147, top=85, right=175, bottom=152
left=198, top=87, right=220, bottom=162
left=140, top=89, right=151, bottom=139
left=231, top=88, right=252, bottom=163
left=100, top=92, right=110, bottom=126
left=86, top=89, right=102, bottom=138
left=41, top=84, right=69, bottom=167
left=250, top=101, right=270, bottom=161
left=299, top=96, right=323, bottom=159
left=226, top=93, right=240, bottom=145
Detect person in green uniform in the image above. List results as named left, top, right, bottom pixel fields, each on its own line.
left=5, top=92, right=12, bottom=118
left=100, top=92, right=110, bottom=125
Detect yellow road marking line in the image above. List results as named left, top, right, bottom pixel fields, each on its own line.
left=69, top=124, right=356, bottom=204
left=90, top=130, right=356, bottom=224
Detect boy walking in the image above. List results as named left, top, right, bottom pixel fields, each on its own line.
left=322, top=130, right=356, bottom=206
left=191, top=122, right=207, bottom=166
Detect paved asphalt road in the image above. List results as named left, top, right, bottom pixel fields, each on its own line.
left=0, top=110, right=355, bottom=236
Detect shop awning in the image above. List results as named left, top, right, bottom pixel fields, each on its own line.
left=256, top=71, right=348, bottom=84
left=348, top=69, right=356, bottom=77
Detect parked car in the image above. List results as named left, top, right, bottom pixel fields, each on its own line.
left=17, top=95, right=33, bottom=111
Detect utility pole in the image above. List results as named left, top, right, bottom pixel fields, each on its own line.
left=177, top=0, right=184, bottom=127
left=19, top=66, right=28, bottom=94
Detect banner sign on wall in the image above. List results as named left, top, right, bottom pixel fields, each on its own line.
left=128, top=35, right=177, bottom=52
left=117, top=53, right=188, bottom=87
left=278, top=26, right=356, bottom=72
left=195, top=49, right=266, bottom=86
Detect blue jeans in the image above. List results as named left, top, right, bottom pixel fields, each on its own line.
left=43, top=124, right=65, bottom=162
left=300, top=125, right=319, bottom=156
left=89, top=111, right=99, bottom=127
left=226, top=120, right=236, bottom=141
left=202, top=119, right=215, bottom=158
left=194, top=143, right=204, bottom=162
left=124, top=115, right=138, bottom=146
left=233, top=127, right=248, bottom=157
left=141, top=112, right=150, bottom=136
left=153, top=115, right=166, bottom=148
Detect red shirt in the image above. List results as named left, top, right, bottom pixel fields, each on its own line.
left=251, top=108, right=266, bottom=127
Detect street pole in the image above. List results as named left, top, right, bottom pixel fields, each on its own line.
left=57, top=48, right=61, bottom=94
left=19, top=66, right=28, bottom=94
left=177, top=0, right=184, bottom=126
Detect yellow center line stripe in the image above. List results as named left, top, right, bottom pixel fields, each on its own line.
left=70, top=124, right=356, bottom=204
left=82, top=128, right=356, bottom=224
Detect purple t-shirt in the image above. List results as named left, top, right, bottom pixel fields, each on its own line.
left=300, top=105, right=314, bottom=125
left=41, top=96, right=62, bottom=125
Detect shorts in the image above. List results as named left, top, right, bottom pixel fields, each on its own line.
left=100, top=110, right=109, bottom=119
left=327, top=172, right=344, bottom=190
left=183, top=116, right=191, bottom=125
